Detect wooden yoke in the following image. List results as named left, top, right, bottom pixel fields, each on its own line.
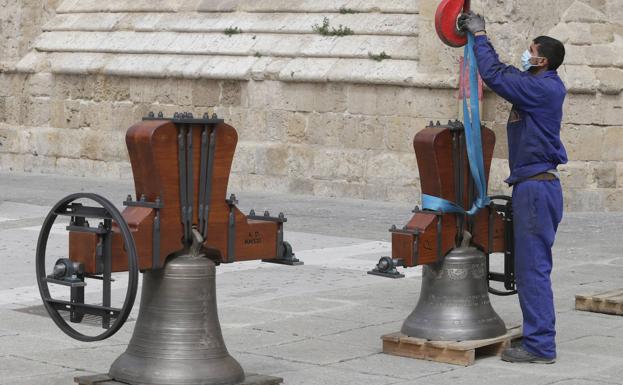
left=390, top=120, right=499, bottom=267
left=69, top=113, right=297, bottom=273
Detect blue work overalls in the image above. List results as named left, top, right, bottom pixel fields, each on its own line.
left=473, top=35, right=567, bottom=359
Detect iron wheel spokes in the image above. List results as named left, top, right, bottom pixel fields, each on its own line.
left=35, top=193, right=138, bottom=342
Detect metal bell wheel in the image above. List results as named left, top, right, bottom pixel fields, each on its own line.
left=35, top=193, right=139, bottom=342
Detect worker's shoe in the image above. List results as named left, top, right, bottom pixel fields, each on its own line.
left=501, top=347, right=556, bottom=364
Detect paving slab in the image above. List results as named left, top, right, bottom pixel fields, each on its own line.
left=328, top=352, right=455, bottom=381
left=276, top=365, right=400, bottom=385
left=2, top=172, right=623, bottom=385
left=248, top=337, right=378, bottom=366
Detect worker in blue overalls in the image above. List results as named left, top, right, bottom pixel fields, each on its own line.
left=459, top=12, right=567, bottom=363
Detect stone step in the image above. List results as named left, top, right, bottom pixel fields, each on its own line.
left=28, top=52, right=453, bottom=89
left=44, top=12, right=419, bottom=37
left=57, top=0, right=419, bottom=14
left=197, top=0, right=419, bottom=13
left=34, top=31, right=418, bottom=60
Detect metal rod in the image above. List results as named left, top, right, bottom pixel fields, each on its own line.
left=276, top=222, right=284, bottom=261
left=203, top=126, right=217, bottom=238
left=452, top=131, right=461, bottom=206
left=178, top=126, right=188, bottom=245
left=488, top=204, right=494, bottom=253
left=466, top=146, right=474, bottom=233
left=46, top=298, right=121, bottom=318
left=102, top=218, right=112, bottom=329
left=458, top=130, right=465, bottom=238
left=152, top=207, right=161, bottom=269
left=227, top=204, right=236, bottom=263
left=504, top=203, right=515, bottom=290
left=198, top=127, right=208, bottom=233
left=69, top=286, right=85, bottom=323
left=186, top=124, right=194, bottom=243
left=452, top=129, right=464, bottom=246
left=436, top=214, right=443, bottom=262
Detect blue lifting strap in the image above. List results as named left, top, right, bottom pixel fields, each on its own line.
left=423, top=33, right=490, bottom=216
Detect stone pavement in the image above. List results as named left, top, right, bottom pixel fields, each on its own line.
left=1, top=171, right=623, bottom=385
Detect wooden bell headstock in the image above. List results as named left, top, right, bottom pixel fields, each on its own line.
left=68, top=113, right=300, bottom=273
left=390, top=120, right=499, bottom=267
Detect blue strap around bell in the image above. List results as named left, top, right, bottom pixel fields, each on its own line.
left=422, top=33, right=490, bottom=216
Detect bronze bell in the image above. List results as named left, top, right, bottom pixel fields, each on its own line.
left=109, top=232, right=244, bottom=385
left=401, top=247, right=506, bottom=341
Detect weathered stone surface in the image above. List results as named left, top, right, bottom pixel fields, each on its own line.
left=616, top=162, right=623, bottom=189
left=312, top=179, right=365, bottom=200
left=192, top=79, right=221, bottom=107
left=561, top=124, right=604, bottom=162
left=561, top=0, right=608, bottom=23
left=564, top=188, right=605, bottom=211
left=364, top=151, right=417, bottom=183
left=117, top=12, right=419, bottom=36
left=604, top=189, right=623, bottom=212
left=592, top=162, right=617, bottom=188
left=559, top=162, right=592, bottom=189
left=602, top=126, right=623, bottom=161
left=197, top=0, right=419, bottom=13
left=596, top=68, right=623, bottom=95
left=281, top=83, right=347, bottom=114
left=561, top=65, right=598, bottom=94
left=0, top=0, right=622, bottom=209
left=221, top=81, right=243, bottom=106
left=57, top=0, right=178, bottom=13
left=312, top=148, right=366, bottom=182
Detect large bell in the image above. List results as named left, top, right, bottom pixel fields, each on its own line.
left=401, top=247, right=506, bottom=341
left=109, top=247, right=245, bottom=385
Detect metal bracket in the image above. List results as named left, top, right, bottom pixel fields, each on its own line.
left=226, top=194, right=237, bottom=263
left=486, top=195, right=517, bottom=296
left=368, top=256, right=405, bottom=278
left=262, top=242, right=303, bottom=265
left=144, top=111, right=224, bottom=125
left=55, top=203, right=111, bottom=220
left=178, top=125, right=189, bottom=245
left=248, top=209, right=287, bottom=223
left=203, top=124, right=217, bottom=239
left=123, top=195, right=164, bottom=209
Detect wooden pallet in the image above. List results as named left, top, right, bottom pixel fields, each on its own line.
left=381, top=325, right=522, bottom=366
left=576, top=288, right=623, bottom=316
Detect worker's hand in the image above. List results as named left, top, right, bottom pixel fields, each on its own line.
left=458, top=11, right=486, bottom=34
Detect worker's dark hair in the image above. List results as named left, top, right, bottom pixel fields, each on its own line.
left=533, top=36, right=565, bottom=71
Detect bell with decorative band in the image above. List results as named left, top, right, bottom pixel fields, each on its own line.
left=401, top=246, right=506, bottom=341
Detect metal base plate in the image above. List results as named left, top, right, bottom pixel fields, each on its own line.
left=367, top=270, right=405, bottom=279
left=262, top=258, right=304, bottom=266
left=75, top=373, right=283, bottom=385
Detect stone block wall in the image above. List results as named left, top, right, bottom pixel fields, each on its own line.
left=0, top=0, right=622, bottom=211
left=0, top=74, right=457, bottom=202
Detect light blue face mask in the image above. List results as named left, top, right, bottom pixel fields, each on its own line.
left=521, top=50, right=534, bottom=71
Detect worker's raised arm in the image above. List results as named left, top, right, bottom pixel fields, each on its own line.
left=472, top=35, right=545, bottom=109
left=458, top=12, right=546, bottom=109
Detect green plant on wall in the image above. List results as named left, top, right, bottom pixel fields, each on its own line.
left=368, top=51, right=392, bottom=62
left=339, top=7, right=359, bottom=14
left=312, top=17, right=354, bottom=37
left=224, top=27, right=242, bottom=36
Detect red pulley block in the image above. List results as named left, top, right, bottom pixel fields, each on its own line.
left=435, top=0, right=470, bottom=47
